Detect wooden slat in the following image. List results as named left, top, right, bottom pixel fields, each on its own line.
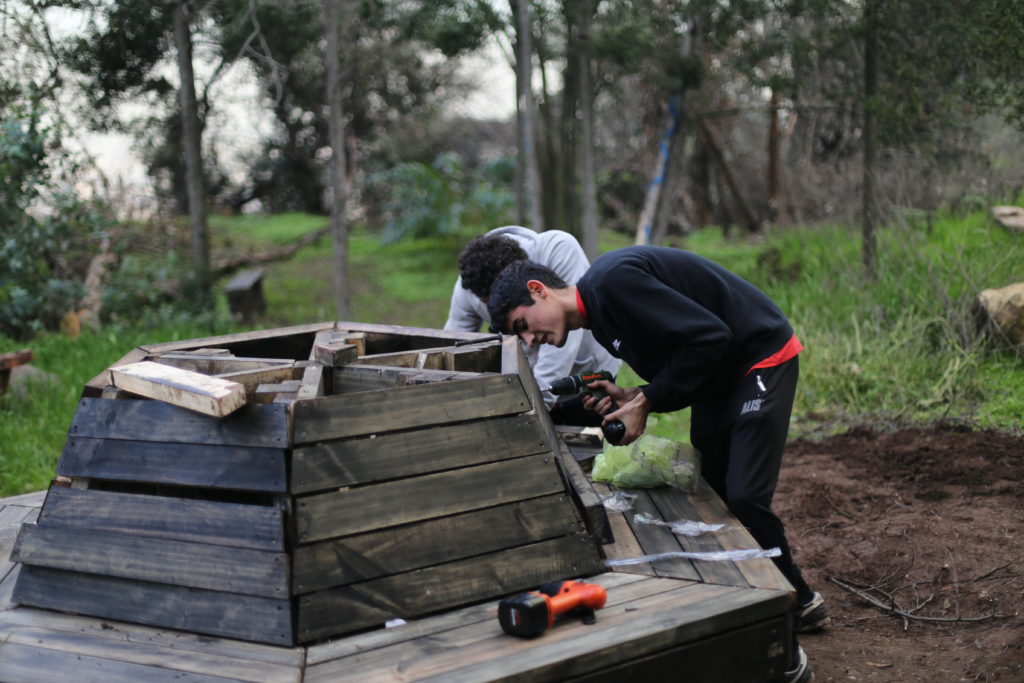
left=304, top=572, right=651, bottom=666
left=500, top=337, right=565, bottom=472
left=0, top=623, right=301, bottom=683
left=12, top=525, right=288, bottom=598
left=39, top=487, right=285, bottom=551
left=215, top=364, right=297, bottom=394
left=448, top=343, right=501, bottom=372
left=0, top=606, right=305, bottom=668
left=688, top=480, right=794, bottom=592
left=291, top=414, right=548, bottom=493
left=393, top=584, right=786, bottom=683
left=295, top=363, right=326, bottom=400
left=297, top=534, right=604, bottom=643
left=293, top=494, right=583, bottom=594
left=150, top=354, right=288, bottom=375
left=58, top=437, right=287, bottom=492
left=555, top=439, right=612, bottom=544
left=67, top=398, right=289, bottom=448
left=0, top=639, right=246, bottom=683
left=303, top=577, right=783, bottom=683
left=331, top=364, right=482, bottom=394
left=625, top=489, right=702, bottom=581
left=0, top=491, right=45, bottom=507
left=648, top=485, right=749, bottom=588
left=296, top=454, right=566, bottom=543
left=560, top=617, right=790, bottom=682
left=110, top=361, right=247, bottom=417
left=292, top=373, right=530, bottom=443
left=83, top=347, right=149, bottom=396
left=12, top=566, right=293, bottom=645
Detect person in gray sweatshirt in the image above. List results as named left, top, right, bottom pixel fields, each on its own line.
left=444, top=226, right=620, bottom=424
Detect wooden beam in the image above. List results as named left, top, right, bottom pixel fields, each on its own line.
left=109, top=361, right=246, bottom=417
left=292, top=373, right=530, bottom=443
left=293, top=495, right=582, bottom=594
left=40, top=487, right=285, bottom=551
left=12, top=525, right=289, bottom=598
left=67, top=399, right=289, bottom=449
left=296, top=534, right=604, bottom=642
left=295, top=454, right=566, bottom=543
left=57, top=437, right=287, bottom=492
left=291, top=413, right=548, bottom=493
left=13, top=566, right=293, bottom=645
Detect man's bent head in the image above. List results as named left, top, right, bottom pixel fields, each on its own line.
left=488, top=260, right=568, bottom=336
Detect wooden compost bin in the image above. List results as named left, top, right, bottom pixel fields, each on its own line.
left=9, top=322, right=606, bottom=646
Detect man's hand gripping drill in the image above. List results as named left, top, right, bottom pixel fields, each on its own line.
left=542, top=371, right=649, bottom=445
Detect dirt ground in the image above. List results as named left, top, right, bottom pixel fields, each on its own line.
left=778, top=425, right=1024, bottom=682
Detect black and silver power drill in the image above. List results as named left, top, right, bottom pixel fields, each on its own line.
left=542, top=371, right=626, bottom=445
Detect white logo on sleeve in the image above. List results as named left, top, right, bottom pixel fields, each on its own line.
left=612, top=339, right=622, bottom=351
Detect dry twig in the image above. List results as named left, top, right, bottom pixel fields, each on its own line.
left=828, top=576, right=1006, bottom=624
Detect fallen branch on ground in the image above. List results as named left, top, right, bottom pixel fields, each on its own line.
left=827, top=576, right=1006, bottom=624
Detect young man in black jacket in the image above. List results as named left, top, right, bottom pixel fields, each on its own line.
left=488, top=246, right=827, bottom=682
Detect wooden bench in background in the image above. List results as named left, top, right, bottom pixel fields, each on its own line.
left=0, top=349, right=33, bottom=396
left=224, top=268, right=266, bottom=322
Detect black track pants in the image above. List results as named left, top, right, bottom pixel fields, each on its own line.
left=690, top=356, right=812, bottom=604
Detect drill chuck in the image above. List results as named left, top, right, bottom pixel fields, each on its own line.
left=542, top=371, right=626, bottom=445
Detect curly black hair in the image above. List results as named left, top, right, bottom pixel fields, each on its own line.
left=458, top=235, right=529, bottom=299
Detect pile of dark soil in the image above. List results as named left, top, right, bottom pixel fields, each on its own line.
left=779, top=425, right=1023, bottom=681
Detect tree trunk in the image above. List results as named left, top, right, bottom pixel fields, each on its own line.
left=700, top=116, right=758, bottom=233
left=576, top=0, right=598, bottom=259
left=514, top=0, right=544, bottom=231
left=862, top=0, right=879, bottom=277
left=325, top=0, right=350, bottom=318
left=634, top=96, right=682, bottom=245
left=172, top=1, right=210, bottom=305
left=766, top=88, right=781, bottom=225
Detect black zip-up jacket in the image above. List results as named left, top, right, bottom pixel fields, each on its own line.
left=576, top=246, right=795, bottom=412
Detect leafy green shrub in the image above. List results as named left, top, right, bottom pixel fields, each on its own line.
left=374, top=152, right=515, bottom=244
left=0, top=103, right=113, bottom=338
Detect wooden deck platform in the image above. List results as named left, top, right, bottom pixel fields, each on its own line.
left=1, top=439, right=794, bottom=682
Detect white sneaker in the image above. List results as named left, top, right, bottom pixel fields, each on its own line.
left=783, top=646, right=814, bottom=682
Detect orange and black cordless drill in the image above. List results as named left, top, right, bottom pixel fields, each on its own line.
left=498, top=580, right=608, bottom=638
left=542, top=371, right=626, bottom=444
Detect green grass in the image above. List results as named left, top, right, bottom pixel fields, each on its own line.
left=3, top=208, right=1022, bottom=495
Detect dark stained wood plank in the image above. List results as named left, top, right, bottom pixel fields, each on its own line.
left=448, top=343, right=502, bottom=372
left=292, top=374, right=530, bottom=443
left=295, top=454, right=566, bottom=543
left=688, top=479, right=793, bottom=592
left=0, top=623, right=301, bottom=683
left=58, top=437, right=287, bottom=492
left=0, top=607, right=305, bottom=668
left=555, top=439, right=612, bottom=544
left=331, top=365, right=482, bottom=394
left=398, top=584, right=787, bottom=683
left=67, top=398, right=289, bottom=448
left=648, top=485, right=749, bottom=588
left=293, top=494, right=584, bottom=594
left=297, top=534, right=605, bottom=643
left=39, top=487, right=285, bottom=551
left=303, top=572, right=650, bottom=667
left=0, top=564, right=20, bottom=610
left=625, top=489, right=702, bottom=581
left=0, top=639, right=247, bottom=683
left=500, top=338, right=558, bottom=447
left=12, top=525, right=288, bottom=598
left=291, top=414, right=548, bottom=493
left=303, top=577, right=765, bottom=682
left=12, top=566, right=293, bottom=645
left=560, top=616, right=790, bottom=682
